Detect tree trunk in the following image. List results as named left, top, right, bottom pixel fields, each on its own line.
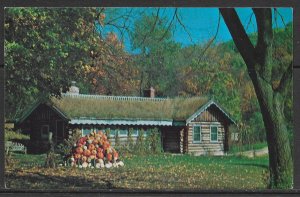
left=254, top=77, right=293, bottom=188
left=220, top=8, right=293, bottom=188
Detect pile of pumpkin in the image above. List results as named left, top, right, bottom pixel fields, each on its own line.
left=66, top=130, right=124, bottom=169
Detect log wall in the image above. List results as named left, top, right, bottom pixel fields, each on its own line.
left=187, top=105, right=227, bottom=155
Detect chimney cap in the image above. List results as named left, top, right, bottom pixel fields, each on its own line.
left=67, top=81, right=79, bottom=95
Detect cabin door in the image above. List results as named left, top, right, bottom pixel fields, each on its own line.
left=163, top=128, right=180, bottom=153
left=55, top=120, right=65, bottom=144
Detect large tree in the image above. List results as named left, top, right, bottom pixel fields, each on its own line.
left=5, top=8, right=103, bottom=119
left=220, top=8, right=293, bottom=189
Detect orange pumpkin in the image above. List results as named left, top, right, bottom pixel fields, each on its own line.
left=74, top=154, right=81, bottom=159
left=102, top=135, right=107, bottom=140
left=91, top=149, right=97, bottom=155
left=88, top=136, right=95, bottom=141
left=113, top=152, right=119, bottom=160
left=97, top=152, right=104, bottom=159
left=106, top=153, right=112, bottom=161
left=92, top=139, right=98, bottom=144
left=88, top=144, right=95, bottom=150
left=81, top=156, right=87, bottom=162
left=102, top=143, right=108, bottom=150
left=79, top=137, right=87, bottom=144
left=98, top=130, right=103, bottom=135
left=90, top=155, right=96, bottom=160
left=83, top=149, right=91, bottom=157
left=76, top=147, right=83, bottom=154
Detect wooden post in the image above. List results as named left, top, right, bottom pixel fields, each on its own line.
left=180, top=129, right=184, bottom=154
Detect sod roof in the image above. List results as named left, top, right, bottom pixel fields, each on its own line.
left=49, top=93, right=210, bottom=121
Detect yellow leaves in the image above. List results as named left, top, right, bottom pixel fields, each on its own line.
left=6, top=153, right=268, bottom=190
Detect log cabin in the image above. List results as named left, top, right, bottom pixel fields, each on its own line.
left=15, top=82, right=236, bottom=155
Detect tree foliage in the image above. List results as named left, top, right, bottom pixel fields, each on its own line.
left=4, top=8, right=102, bottom=119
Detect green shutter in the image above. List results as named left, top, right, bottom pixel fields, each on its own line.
left=211, top=126, right=218, bottom=142
left=193, top=126, right=201, bottom=142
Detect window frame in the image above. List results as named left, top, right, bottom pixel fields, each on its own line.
left=81, top=126, right=92, bottom=137
left=41, top=125, right=49, bottom=139
left=132, top=129, right=139, bottom=137
left=192, top=125, right=201, bottom=143
left=118, top=129, right=128, bottom=137
left=210, top=125, right=218, bottom=143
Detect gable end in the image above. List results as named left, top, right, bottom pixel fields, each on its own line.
left=186, top=100, right=236, bottom=125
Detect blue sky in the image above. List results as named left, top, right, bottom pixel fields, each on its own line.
left=102, top=8, right=293, bottom=53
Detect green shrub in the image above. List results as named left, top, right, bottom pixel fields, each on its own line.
left=135, top=128, right=145, bottom=154
left=148, top=128, right=162, bottom=154
left=55, top=128, right=81, bottom=162
left=105, top=128, right=111, bottom=141
left=128, top=128, right=134, bottom=149
left=115, top=129, right=120, bottom=148
left=5, top=129, right=30, bottom=142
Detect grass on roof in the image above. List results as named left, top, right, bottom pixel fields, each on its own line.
left=50, top=96, right=209, bottom=121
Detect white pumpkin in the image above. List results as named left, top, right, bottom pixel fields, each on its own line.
left=95, top=163, right=101, bottom=169
left=105, top=162, right=112, bottom=168
left=99, top=159, right=104, bottom=165
left=118, top=161, right=124, bottom=167
left=82, top=162, right=88, bottom=168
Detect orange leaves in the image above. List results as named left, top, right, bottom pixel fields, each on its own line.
left=99, top=13, right=106, bottom=27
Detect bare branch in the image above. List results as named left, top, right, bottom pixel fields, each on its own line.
left=245, top=12, right=254, bottom=31
left=197, top=11, right=221, bottom=64
left=159, top=9, right=177, bottom=42
left=274, top=8, right=286, bottom=28
left=175, top=9, right=194, bottom=44
left=139, top=8, right=160, bottom=47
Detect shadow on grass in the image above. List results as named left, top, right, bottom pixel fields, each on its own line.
left=5, top=170, right=122, bottom=190
left=231, top=163, right=269, bottom=169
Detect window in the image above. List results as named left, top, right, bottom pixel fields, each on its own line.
left=210, top=126, right=218, bottom=142
left=109, top=129, right=116, bottom=137
left=82, top=127, right=92, bottom=136
left=41, top=125, right=49, bottom=139
left=119, top=129, right=128, bottom=136
left=193, top=126, right=201, bottom=143
left=132, top=129, right=138, bottom=136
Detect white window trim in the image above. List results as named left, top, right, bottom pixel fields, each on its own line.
left=41, top=125, right=49, bottom=139
left=118, top=129, right=128, bottom=137
left=210, top=125, right=218, bottom=143
left=192, top=125, right=201, bottom=143
left=132, top=129, right=139, bottom=137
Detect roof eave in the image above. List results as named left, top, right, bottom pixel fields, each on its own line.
left=186, top=99, right=236, bottom=125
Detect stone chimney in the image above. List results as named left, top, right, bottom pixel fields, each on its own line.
left=143, top=87, right=155, bottom=98
left=67, top=81, right=79, bottom=95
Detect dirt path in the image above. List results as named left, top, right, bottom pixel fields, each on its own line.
left=233, top=147, right=269, bottom=158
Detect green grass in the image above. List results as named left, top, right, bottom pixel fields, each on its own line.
left=6, top=153, right=269, bottom=190
left=229, top=142, right=268, bottom=154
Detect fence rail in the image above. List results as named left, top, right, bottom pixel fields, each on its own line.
left=62, top=93, right=168, bottom=102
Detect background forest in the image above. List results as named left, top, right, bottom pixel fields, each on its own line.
left=4, top=8, right=293, bottom=149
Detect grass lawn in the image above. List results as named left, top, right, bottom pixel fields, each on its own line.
left=5, top=153, right=269, bottom=190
